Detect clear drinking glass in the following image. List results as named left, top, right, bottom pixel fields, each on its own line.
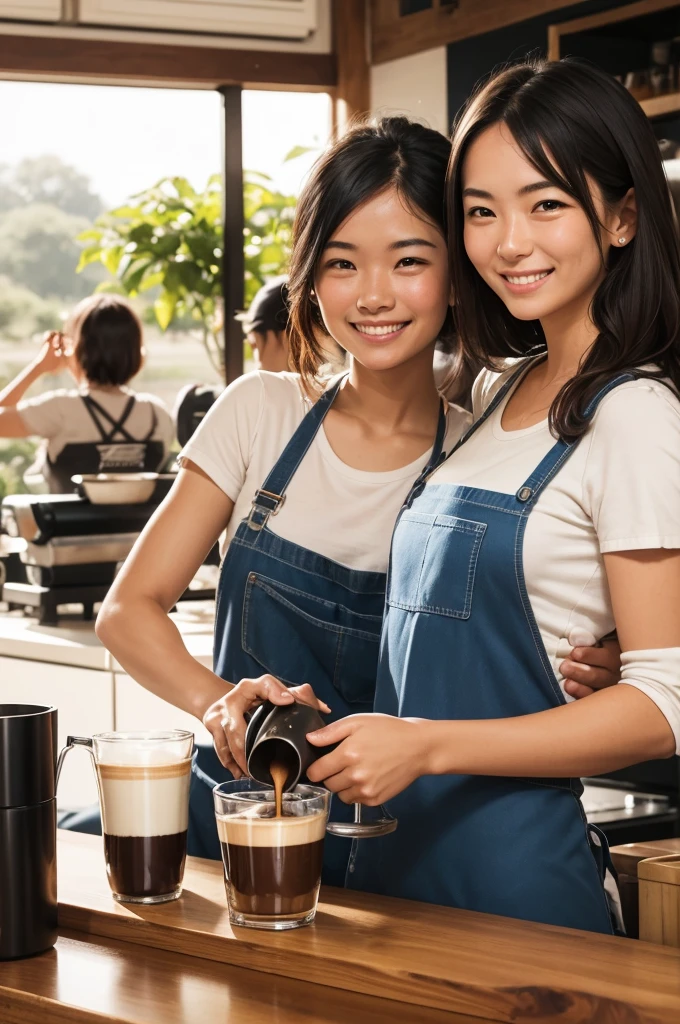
left=58, top=730, right=193, bottom=904
left=213, top=779, right=330, bottom=930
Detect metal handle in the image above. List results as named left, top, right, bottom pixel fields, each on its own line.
left=326, top=802, right=398, bottom=839
left=55, top=735, right=94, bottom=789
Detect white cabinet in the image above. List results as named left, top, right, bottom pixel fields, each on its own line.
left=0, top=1, right=60, bottom=19
left=114, top=673, right=211, bottom=744
left=78, top=0, right=317, bottom=38
left=0, top=656, right=113, bottom=810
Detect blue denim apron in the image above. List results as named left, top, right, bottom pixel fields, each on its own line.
left=189, top=376, right=447, bottom=885
left=348, top=365, right=633, bottom=933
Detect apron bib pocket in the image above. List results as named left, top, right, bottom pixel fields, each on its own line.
left=388, top=511, right=486, bottom=619
left=242, top=572, right=380, bottom=707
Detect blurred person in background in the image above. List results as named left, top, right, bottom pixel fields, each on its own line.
left=239, top=275, right=292, bottom=373
left=0, top=294, right=174, bottom=493
left=240, top=274, right=345, bottom=374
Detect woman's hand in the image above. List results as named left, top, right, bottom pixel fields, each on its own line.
left=34, top=331, right=70, bottom=376
left=561, top=635, right=621, bottom=700
left=306, top=714, right=428, bottom=805
left=202, top=674, right=331, bottom=777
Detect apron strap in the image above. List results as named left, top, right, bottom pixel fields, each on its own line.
left=514, top=372, right=638, bottom=508
left=245, top=375, right=346, bottom=532
left=442, top=357, right=542, bottom=467
left=81, top=394, right=137, bottom=442
left=403, top=398, right=452, bottom=504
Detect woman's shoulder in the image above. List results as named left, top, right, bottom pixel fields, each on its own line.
left=591, top=374, right=680, bottom=437
left=20, top=387, right=81, bottom=407
left=213, top=370, right=307, bottom=416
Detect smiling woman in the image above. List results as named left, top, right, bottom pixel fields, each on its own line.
left=326, top=59, right=680, bottom=937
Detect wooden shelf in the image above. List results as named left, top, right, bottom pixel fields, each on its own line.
left=547, top=0, right=680, bottom=121
left=640, top=92, right=680, bottom=118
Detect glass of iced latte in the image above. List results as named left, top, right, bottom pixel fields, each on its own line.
left=213, top=779, right=330, bottom=930
left=58, top=730, right=193, bottom=904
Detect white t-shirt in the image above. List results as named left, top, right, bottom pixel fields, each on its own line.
left=18, top=387, right=174, bottom=461
left=427, top=359, right=680, bottom=750
left=180, top=371, right=471, bottom=573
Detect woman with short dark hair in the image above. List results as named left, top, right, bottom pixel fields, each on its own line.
left=0, top=293, right=174, bottom=492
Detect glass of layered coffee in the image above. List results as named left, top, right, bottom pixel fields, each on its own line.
left=213, top=780, right=330, bottom=930
left=58, top=730, right=193, bottom=904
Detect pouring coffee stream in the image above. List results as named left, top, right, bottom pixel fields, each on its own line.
left=245, top=692, right=397, bottom=838
left=270, top=760, right=288, bottom=818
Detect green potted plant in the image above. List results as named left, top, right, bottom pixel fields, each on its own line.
left=77, top=172, right=296, bottom=374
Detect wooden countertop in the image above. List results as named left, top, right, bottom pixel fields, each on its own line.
left=0, top=929, right=473, bottom=1024
left=0, top=600, right=214, bottom=671
left=55, top=831, right=680, bottom=1023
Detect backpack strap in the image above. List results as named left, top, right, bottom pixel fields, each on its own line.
left=81, top=394, right=137, bottom=442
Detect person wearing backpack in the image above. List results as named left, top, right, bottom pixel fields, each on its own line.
left=0, top=294, right=174, bottom=492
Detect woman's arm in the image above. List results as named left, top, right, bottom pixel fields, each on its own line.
left=307, top=549, right=678, bottom=804
left=96, top=461, right=233, bottom=721
left=0, top=332, right=67, bottom=408
left=96, top=461, right=319, bottom=771
left=0, top=332, right=70, bottom=436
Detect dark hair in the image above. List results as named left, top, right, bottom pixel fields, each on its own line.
left=67, top=294, right=144, bottom=387
left=447, top=58, right=680, bottom=440
left=288, top=115, right=458, bottom=393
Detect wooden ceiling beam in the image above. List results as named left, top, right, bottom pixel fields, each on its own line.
left=371, top=0, right=573, bottom=65
left=0, top=33, right=336, bottom=89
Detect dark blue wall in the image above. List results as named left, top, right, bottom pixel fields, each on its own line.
left=446, top=0, right=643, bottom=126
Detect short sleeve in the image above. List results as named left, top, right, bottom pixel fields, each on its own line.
left=584, top=381, right=680, bottom=553
left=178, top=372, right=266, bottom=501
left=17, top=391, right=68, bottom=437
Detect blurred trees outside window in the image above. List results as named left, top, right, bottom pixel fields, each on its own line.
left=0, top=152, right=304, bottom=498
left=77, top=170, right=296, bottom=375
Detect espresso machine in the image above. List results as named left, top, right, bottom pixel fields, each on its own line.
left=0, top=479, right=185, bottom=624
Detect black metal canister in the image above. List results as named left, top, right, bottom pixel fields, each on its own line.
left=0, top=704, right=58, bottom=959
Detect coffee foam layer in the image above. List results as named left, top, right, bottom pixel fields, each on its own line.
left=216, top=812, right=326, bottom=848
left=97, top=766, right=190, bottom=838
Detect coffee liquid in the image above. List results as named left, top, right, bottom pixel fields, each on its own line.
left=105, top=832, right=187, bottom=899
left=97, top=757, right=191, bottom=899
left=270, top=760, right=288, bottom=818
left=217, top=812, right=325, bottom=919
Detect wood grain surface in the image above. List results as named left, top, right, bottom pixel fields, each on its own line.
left=0, top=929, right=475, bottom=1024
left=56, top=831, right=680, bottom=1024
left=639, top=856, right=680, bottom=949
left=0, top=34, right=335, bottom=89
left=611, top=839, right=680, bottom=877
left=610, top=840, right=680, bottom=941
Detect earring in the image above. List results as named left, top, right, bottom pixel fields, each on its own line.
left=618, top=237, right=626, bottom=244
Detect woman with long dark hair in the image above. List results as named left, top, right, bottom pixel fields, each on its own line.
left=93, top=114, right=610, bottom=879
left=306, top=61, right=680, bottom=933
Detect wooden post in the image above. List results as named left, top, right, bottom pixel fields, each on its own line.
left=332, top=0, right=370, bottom=135
left=218, top=85, right=245, bottom=385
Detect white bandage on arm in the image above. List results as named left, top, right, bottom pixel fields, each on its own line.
left=619, top=648, right=680, bottom=755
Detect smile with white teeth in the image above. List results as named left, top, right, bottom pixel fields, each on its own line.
left=354, top=322, right=407, bottom=336
left=504, top=271, right=552, bottom=285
